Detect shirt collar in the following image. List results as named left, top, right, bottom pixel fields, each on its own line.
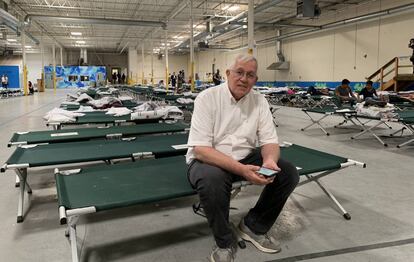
left=222, top=82, right=250, bottom=104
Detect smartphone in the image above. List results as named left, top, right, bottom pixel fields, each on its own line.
left=257, top=167, right=278, bottom=178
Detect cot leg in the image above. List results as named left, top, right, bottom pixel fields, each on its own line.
left=397, top=138, right=414, bottom=148
left=68, top=216, right=80, bottom=262
left=301, top=112, right=330, bottom=136
left=397, top=125, right=414, bottom=147
left=333, top=119, right=348, bottom=128
left=305, top=174, right=351, bottom=220
left=382, top=121, right=393, bottom=129
left=15, top=174, right=20, bottom=187
left=346, top=116, right=360, bottom=128
left=389, top=127, right=406, bottom=137
left=334, top=115, right=359, bottom=130
left=16, top=168, right=28, bottom=223
left=351, top=121, right=387, bottom=146
left=14, top=170, right=32, bottom=193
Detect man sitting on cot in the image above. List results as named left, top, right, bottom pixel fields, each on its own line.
left=335, top=79, right=358, bottom=105
left=186, top=54, right=299, bottom=262
left=359, top=80, right=379, bottom=102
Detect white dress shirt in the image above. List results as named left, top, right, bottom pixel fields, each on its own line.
left=186, top=82, right=278, bottom=164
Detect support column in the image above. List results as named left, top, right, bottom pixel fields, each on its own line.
left=52, top=44, right=56, bottom=91
left=189, top=0, right=194, bottom=92
left=21, top=31, right=28, bottom=96
left=60, top=47, right=63, bottom=67
left=248, top=0, right=255, bottom=55
left=41, top=34, right=45, bottom=92
left=165, top=29, right=169, bottom=90
left=80, top=48, right=88, bottom=64
left=150, top=36, right=154, bottom=86
left=141, top=44, right=145, bottom=85
left=128, top=46, right=138, bottom=85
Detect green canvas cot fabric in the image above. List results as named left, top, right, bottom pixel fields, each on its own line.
left=303, top=107, right=355, bottom=114
left=9, top=122, right=188, bottom=145
left=55, top=144, right=349, bottom=211
left=397, top=110, right=414, bottom=119
left=6, top=133, right=189, bottom=167
left=53, top=111, right=160, bottom=125
left=401, top=117, right=414, bottom=124
left=75, top=112, right=132, bottom=124
left=55, top=156, right=193, bottom=211
left=281, top=144, right=348, bottom=175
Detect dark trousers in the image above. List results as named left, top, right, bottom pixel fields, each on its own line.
left=187, top=149, right=299, bottom=248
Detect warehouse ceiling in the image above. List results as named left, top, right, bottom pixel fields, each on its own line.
left=0, top=0, right=411, bottom=54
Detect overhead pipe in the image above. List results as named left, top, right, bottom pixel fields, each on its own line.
left=211, top=0, right=285, bottom=32
left=173, top=0, right=284, bottom=51
left=272, top=3, right=414, bottom=42
left=24, top=15, right=167, bottom=29
left=227, top=3, right=414, bottom=51
left=229, top=21, right=321, bottom=29
left=0, top=8, right=39, bottom=45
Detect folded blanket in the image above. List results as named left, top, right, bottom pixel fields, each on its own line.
left=176, top=98, right=194, bottom=104
left=44, top=108, right=85, bottom=123
left=356, top=102, right=395, bottom=119
left=76, top=93, right=94, bottom=103
left=130, top=105, right=183, bottom=120
left=105, top=107, right=132, bottom=116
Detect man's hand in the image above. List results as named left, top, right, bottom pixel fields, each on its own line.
left=261, top=159, right=281, bottom=183
left=240, top=164, right=273, bottom=185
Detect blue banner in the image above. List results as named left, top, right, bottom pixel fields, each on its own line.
left=45, top=66, right=106, bottom=88
left=256, top=81, right=379, bottom=91
left=0, top=65, right=20, bottom=88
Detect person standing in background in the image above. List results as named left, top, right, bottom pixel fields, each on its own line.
left=1, top=74, right=8, bottom=89
left=112, top=72, right=117, bottom=84
left=117, top=72, right=121, bottom=84
left=121, top=73, right=126, bottom=84
left=171, top=72, right=177, bottom=88
left=213, top=69, right=221, bottom=86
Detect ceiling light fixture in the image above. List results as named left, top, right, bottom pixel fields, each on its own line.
left=71, top=32, right=82, bottom=36
left=76, top=40, right=86, bottom=44
left=228, top=5, right=240, bottom=12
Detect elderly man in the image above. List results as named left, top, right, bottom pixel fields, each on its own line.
left=186, top=54, right=299, bottom=262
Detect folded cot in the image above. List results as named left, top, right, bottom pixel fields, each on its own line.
left=55, top=143, right=365, bottom=262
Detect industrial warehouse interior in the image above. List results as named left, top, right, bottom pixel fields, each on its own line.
left=0, top=0, right=413, bottom=261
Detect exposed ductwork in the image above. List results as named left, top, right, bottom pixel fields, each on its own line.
left=173, top=0, right=285, bottom=51
left=271, top=3, right=414, bottom=42
left=225, top=2, right=414, bottom=56
left=24, top=15, right=167, bottom=29
left=0, top=8, right=39, bottom=45
left=229, top=21, right=320, bottom=29
left=267, top=30, right=289, bottom=70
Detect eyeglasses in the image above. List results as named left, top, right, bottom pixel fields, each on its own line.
left=231, top=69, right=257, bottom=80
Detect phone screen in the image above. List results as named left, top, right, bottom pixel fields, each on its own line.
left=257, top=167, right=278, bottom=177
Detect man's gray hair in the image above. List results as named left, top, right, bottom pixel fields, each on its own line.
left=229, top=54, right=258, bottom=71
